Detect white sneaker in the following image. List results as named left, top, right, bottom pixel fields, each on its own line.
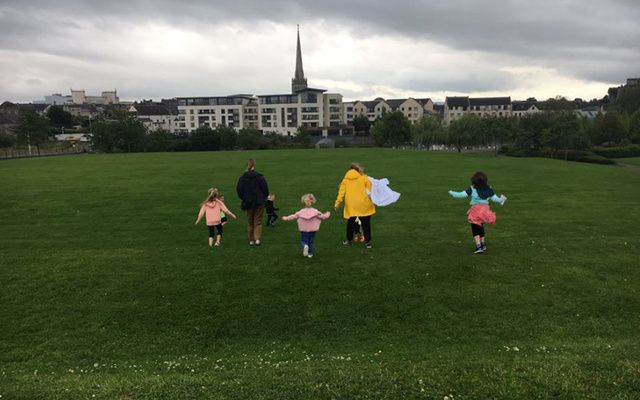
left=302, top=244, right=309, bottom=257
left=255, top=240, right=261, bottom=246
left=307, top=254, right=313, bottom=258
left=249, top=241, right=255, bottom=246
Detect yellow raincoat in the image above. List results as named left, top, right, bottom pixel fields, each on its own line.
left=334, top=169, right=376, bottom=219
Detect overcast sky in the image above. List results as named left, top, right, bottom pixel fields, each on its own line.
left=1, top=0, right=638, bottom=103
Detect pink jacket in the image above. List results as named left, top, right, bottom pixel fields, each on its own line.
left=282, top=207, right=331, bottom=232
left=196, top=200, right=232, bottom=226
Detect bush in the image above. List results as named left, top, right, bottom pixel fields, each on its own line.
left=0, top=133, right=16, bottom=148
left=592, top=144, right=640, bottom=158
left=334, top=138, right=350, bottom=148
left=539, top=149, right=615, bottom=164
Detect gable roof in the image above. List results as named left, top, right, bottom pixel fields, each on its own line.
left=385, top=99, right=406, bottom=110
left=415, top=98, right=432, bottom=106
left=446, top=96, right=469, bottom=108
left=132, top=104, right=174, bottom=116
left=469, top=97, right=511, bottom=106
left=512, top=101, right=538, bottom=111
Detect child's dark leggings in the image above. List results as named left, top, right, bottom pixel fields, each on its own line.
left=471, top=223, right=485, bottom=237
left=208, top=224, right=223, bottom=237
left=266, top=213, right=278, bottom=226
left=347, top=216, right=371, bottom=242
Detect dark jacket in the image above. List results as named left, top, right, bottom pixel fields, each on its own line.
left=265, top=199, right=278, bottom=214
left=236, top=170, right=269, bottom=210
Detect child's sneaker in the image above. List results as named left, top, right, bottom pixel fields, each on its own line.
left=249, top=241, right=255, bottom=246
left=481, top=243, right=487, bottom=252
left=342, top=240, right=352, bottom=245
left=255, top=240, right=261, bottom=246
left=365, top=242, right=372, bottom=249
left=307, top=254, right=313, bottom=258
left=474, top=246, right=484, bottom=254
left=303, top=244, right=309, bottom=257
left=215, top=242, right=221, bottom=247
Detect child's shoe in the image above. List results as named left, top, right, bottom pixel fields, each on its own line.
left=307, top=254, right=313, bottom=258
left=215, top=242, right=221, bottom=247
left=481, top=243, right=487, bottom=252
left=342, top=240, right=352, bottom=245
left=255, top=240, right=261, bottom=246
left=474, top=245, right=484, bottom=254
left=303, top=244, right=309, bottom=257
left=365, top=242, right=372, bottom=249
left=249, top=241, right=255, bottom=246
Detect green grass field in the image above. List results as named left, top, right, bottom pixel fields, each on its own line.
left=1, top=149, right=639, bottom=399
left=616, top=157, right=640, bottom=165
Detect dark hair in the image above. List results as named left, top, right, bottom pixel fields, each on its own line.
left=471, top=171, right=489, bottom=190
left=349, top=162, right=363, bottom=173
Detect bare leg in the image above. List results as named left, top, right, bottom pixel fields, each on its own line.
left=208, top=237, right=214, bottom=247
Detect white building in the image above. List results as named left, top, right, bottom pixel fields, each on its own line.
left=512, top=101, right=542, bottom=118
left=174, top=27, right=344, bottom=136
left=443, top=96, right=512, bottom=125
left=129, top=104, right=177, bottom=132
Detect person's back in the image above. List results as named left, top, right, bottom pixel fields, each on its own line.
left=237, top=170, right=269, bottom=210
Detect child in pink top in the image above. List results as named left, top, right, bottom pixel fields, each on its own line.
left=282, top=193, right=331, bottom=258
left=195, top=188, right=237, bottom=247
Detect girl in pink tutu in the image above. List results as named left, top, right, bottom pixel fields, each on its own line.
left=448, top=171, right=507, bottom=254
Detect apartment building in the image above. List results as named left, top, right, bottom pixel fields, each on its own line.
left=351, top=97, right=434, bottom=123
left=443, top=96, right=512, bottom=124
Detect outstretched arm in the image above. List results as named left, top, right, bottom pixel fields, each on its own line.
left=219, top=201, right=238, bottom=219
left=282, top=212, right=298, bottom=221
left=448, top=189, right=469, bottom=199
left=195, top=205, right=205, bottom=225
left=490, top=194, right=507, bottom=205
left=318, top=211, right=331, bottom=220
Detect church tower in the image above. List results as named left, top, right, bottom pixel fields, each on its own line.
left=291, top=25, right=308, bottom=93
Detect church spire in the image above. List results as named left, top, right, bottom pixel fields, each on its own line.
left=292, top=24, right=308, bottom=93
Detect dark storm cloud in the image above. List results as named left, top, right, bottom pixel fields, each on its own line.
left=1, top=0, right=638, bottom=101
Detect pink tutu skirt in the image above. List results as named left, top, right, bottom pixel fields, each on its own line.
left=467, top=204, right=496, bottom=225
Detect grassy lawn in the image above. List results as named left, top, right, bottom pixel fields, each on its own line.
left=1, top=149, right=639, bottom=399
left=616, top=157, right=640, bottom=165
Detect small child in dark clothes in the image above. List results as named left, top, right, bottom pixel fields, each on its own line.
left=265, top=193, right=279, bottom=227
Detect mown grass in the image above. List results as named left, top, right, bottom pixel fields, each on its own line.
left=1, top=149, right=639, bottom=399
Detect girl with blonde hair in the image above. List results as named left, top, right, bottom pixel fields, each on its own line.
left=195, top=188, right=237, bottom=247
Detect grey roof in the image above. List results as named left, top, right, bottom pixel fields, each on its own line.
left=294, top=87, right=326, bottom=93
left=446, top=96, right=469, bottom=108
left=415, top=98, right=432, bottom=106
left=469, top=97, right=511, bottom=106
left=385, top=99, right=406, bottom=110
left=512, top=101, right=537, bottom=111
left=360, top=100, right=380, bottom=112
left=133, top=105, right=174, bottom=116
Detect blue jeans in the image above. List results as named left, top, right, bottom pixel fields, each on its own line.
left=300, top=231, right=316, bottom=254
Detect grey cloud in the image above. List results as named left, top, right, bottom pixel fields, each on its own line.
left=1, top=0, right=639, bottom=102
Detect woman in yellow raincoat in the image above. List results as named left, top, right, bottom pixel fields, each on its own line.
left=334, top=162, right=376, bottom=248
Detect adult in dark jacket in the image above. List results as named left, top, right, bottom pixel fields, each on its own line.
left=236, top=158, right=269, bottom=245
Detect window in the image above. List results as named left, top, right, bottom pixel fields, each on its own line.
left=301, top=107, right=319, bottom=113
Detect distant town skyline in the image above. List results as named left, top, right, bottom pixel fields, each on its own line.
left=1, top=0, right=638, bottom=103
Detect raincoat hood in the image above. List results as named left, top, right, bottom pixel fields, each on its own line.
left=344, top=169, right=362, bottom=180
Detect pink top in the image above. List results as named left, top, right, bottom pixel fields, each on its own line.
left=282, top=207, right=331, bottom=232
left=196, top=200, right=232, bottom=226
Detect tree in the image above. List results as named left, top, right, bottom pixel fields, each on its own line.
left=484, top=116, right=517, bottom=155
left=447, top=114, right=482, bottom=152
left=411, top=115, right=442, bottom=149
left=0, top=133, right=16, bottom=148
left=541, top=96, right=575, bottom=111
left=190, top=126, right=220, bottom=151
left=294, top=127, right=312, bottom=148
left=352, top=115, right=371, bottom=136
left=612, top=84, right=640, bottom=114
left=91, top=112, right=146, bottom=153
left=145, top=130, right=175, bottom=152
left=371, top=111, right=411, bottom=147
left=15, top=112, right=51, bottom=155
left=591, top=111, right=628, bottom=146
left=238, top=128, right=262, bottom=150
left=217, top=126, right=238, bottom=150
left=629, top=110, right=640, bottom=144
left=46, top=106, right=74, bottom=130
left=514, top=112, right=554, bottom=152
left=542, top=113, right=589, bottom=158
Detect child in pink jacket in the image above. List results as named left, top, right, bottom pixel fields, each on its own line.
left=282, top=193, right=331, bottom=258
left=195, top=188, right=237, bottom=247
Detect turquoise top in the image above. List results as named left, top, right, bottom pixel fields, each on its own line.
left=449, top=186, right=503, bottom=205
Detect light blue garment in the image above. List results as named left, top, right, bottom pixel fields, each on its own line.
left=449, top=187, right=503, bottom=205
